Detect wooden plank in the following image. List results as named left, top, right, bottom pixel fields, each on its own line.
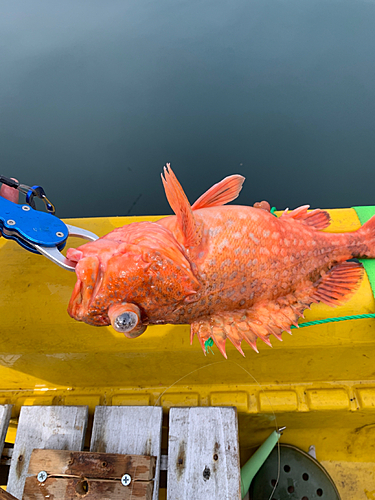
left=27, top=449, right=156, bottom=480
left=0, top=488, right=18, bottom=500
left=7, top=406, right=88, bottom=500
left=0, top=406, right=12, bottom=458
left=90, top=406, right=162, bottom=500
left=167, top=407, right=241, bottom=500
left=23, top=476, right=153, bottom=500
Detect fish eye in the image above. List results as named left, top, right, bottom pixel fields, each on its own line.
left=108, top=302, right=147, bottom=338
left=113, top=311, right=138, bottom=333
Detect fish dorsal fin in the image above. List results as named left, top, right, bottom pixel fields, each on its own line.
left=191, top=175, right=245, bottom=210
left=312, top=261, right=364, bottom=306
left=280, top=205, right=331, bottom=230
left=161, top=164, right=201, bottom=247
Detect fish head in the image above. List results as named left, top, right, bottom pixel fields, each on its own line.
left=67, top=221, right=200, bottom=336
left=67, top=237, right=150, bottom=334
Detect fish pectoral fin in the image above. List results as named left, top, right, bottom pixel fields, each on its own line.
left=161, top=164, right=202, bottom=248
left=191, top=174, right=245, bottom=210
left=312, top=261, right=364, bottom=306
left=280, top=205, right=331, bottom=230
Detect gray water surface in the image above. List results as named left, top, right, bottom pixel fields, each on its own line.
left=1, top=0, right=374, bottom=218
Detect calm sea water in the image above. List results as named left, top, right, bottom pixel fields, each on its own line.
left=1, top=0, right=375, bottom=218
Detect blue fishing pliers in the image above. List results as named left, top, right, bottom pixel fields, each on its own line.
left=0, top=176, right=98, bottom=271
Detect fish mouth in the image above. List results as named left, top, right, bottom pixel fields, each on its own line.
left=67, top=255, right=108, bottom=326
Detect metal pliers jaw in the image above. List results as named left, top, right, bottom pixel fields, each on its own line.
left=0, top=196, right=98, bottom=271
left=34, top=224, right=99, bottom=271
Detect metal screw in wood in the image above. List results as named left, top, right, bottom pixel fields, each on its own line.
left=37, top=471, right=48, bottom=483
left=121, top=474, right=131, bottom=486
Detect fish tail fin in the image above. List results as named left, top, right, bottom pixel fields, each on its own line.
left=356, top=214, right=375, bottom=259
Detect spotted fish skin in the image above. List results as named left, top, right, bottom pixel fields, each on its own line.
left=157, top=206, right=359, bottom=319
left=67, top=165, right=375, bottom=357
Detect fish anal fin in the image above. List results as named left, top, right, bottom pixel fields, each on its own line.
left=161, top=164, right=202, bottom=247
left=312, top=261, right=364, bottom=306
left=281, top=205, right=331, bottom=230
left=191, top=175, right=245, bottom=210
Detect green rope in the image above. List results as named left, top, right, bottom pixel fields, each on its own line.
left=291, top=313, right=375, bottom=328
left=204, top=314, right=375, bottom=353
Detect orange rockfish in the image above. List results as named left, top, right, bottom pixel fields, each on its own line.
left=67, top=165, right=375, bottom=357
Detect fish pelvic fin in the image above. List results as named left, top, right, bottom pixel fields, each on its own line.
left=191, top=174, right=245, bottom=210
left=161, top=164, right=202, bottom=248
left=280, top=205, right=331, bottom=230
left=312, top=261, right=364, bottom=306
